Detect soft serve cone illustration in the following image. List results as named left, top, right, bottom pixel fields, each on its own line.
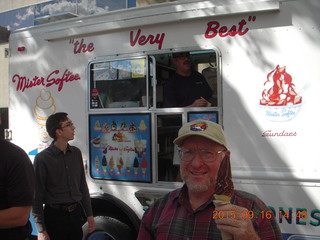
left=34, top=88, right=56, bottom=151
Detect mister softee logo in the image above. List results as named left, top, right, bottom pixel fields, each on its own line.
left=259, top=65, right=303, bottom=122
left=12, top=69, right=81, bottom=92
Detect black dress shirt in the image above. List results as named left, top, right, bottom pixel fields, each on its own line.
left=32, top=142, right=92, bottom=232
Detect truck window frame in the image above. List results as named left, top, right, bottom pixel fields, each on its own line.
left=87, top=48, right=222, bottom=183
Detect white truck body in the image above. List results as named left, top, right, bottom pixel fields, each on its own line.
left=8, top=0, right=320, bottom=239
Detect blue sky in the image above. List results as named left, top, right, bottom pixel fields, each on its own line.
left=0, top=0, right=136, bottom=31
left=0, top=6, right=34, bottom=31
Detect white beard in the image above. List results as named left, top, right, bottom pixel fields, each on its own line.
left=181, top=173, right=214, bottom=193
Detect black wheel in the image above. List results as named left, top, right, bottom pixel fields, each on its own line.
left=82, top=216, right=136, bottom=240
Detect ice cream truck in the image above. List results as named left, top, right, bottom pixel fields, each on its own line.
left=6, top=0, right=320, bottom=239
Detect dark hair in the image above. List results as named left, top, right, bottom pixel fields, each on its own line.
left=46, top=112, right=69, bottom=140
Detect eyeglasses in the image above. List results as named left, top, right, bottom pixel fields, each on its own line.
left=178, top=148, right=226, bottom=163
left=61, top=122, right=74, bottom=128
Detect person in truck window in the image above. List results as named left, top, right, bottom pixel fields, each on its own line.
left=32, top=112, right=95, bottom=240
left=163, top=52, right=213, bottom=107
left=137, top=119, right=283, bottom=240
left=0, top=139, right=35, bottom=240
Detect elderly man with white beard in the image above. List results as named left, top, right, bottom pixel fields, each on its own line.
left=137, top=119, right=283, bottom=240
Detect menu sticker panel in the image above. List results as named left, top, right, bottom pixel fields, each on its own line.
left=89, top=113, right=151, bottom=182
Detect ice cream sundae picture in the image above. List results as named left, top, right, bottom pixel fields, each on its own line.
left=138, top=120, right=147, bottom=131
left=112, top=131, right=127, bottom=142
left=92, top=136, right=101, bottom=147
left=260, top=65, right=304, bottom=121
left=134, top=139, right=147, bottom=157
left=129, top=121, right=136, bottom=133
left=94, top=120, right=102, bottom=131
left=90, top=115, right=151, bottom=182
left=111, top=120, right=117, bottom=130
left=101, top=136, right=108, bottom=148
left=120, top=120, right=127, bottom=130
left=102, top=122, right=110, bottom=133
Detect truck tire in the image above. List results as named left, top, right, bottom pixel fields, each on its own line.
left=82, top=216, right=136, bottom=240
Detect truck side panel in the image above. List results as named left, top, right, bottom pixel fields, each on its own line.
left=8, top=0, right=320, bottom=238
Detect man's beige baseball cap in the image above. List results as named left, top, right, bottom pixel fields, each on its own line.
left=173, top=119, right=228, bottom=148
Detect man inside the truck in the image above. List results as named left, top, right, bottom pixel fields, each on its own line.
left=162, top=52, right=213, bottom=108
left=137, top=120, right=283, bottom=240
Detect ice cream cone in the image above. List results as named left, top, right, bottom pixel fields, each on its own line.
left=117, top=157, right=124, bottom=174
left=141, top=158, right=147, bottom=174
left=126, top=158, right=131, bottom=174
left=133, top=157, right=139, bottom=175
left=101, top=156, right=107, bottom=172
left=34, top=89, right=56, bottom=151
left=214, top=194, right=231, bottom=203
left=95, top=156, right=100, bottom=170
left=213, top=194, right=233, bottom=240
left=109, top=156, right=115, bottom=172
left=220, top=231, right=233, bottom=240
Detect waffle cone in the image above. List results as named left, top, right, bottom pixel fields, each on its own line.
left=213, top=194, right=233, bottom=240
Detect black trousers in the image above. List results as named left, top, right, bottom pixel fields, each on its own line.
left=44, top=204, right=84, bottom=240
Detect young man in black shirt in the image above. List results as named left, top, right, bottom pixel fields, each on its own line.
left=32, top=112, right=95, bottom=240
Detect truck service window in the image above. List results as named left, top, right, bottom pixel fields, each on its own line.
left=155, top=50, right=220, bottom=182
left=157, top=51, right=218, bottom=108
left=87, top=50, right=220, bottom=183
